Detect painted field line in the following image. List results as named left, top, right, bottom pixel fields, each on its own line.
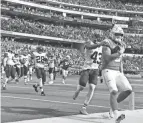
left=1, top=95, right=110, bottom=109
left=6, top=85, right=143, bottom=98
left=28, top=83, right=143, bottom=87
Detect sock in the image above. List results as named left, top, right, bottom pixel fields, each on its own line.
left=4, top=78, right=9, bottom=86
left=24, top=76, right=27, bottom=83
left=40, top=87, right=44, bottom=92
left=82, top=103, right=87, bottom=109
left=114, top=110, right=119, bottom=119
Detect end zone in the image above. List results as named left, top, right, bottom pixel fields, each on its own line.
left=7, top=109, right=143, bottom=123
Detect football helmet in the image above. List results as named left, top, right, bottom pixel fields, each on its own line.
left=14, top=53, right=19, bottom=57
left=22, top=51, right=28, bottom=56
left=110, top=25, right=124, bottom=44
left=36, top=46, right=43, bottom=53
left=66, top=55, right=70, bottom=60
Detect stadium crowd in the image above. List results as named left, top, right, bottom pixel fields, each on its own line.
left=1, top=17, right=105, bottom=41
left=1, top=2, right=113, bottom=25
left=23, top=0, right=143, bottom=12
left=1, top=35, right=143, bottom=74
left=1, top=16, right=143, bottom=47
left=2, top=1, right=143, bottom=35
left=1, top=37, right=84, bottom=73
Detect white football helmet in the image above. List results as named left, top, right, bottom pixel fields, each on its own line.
left=66, top=55, right=70, bottom=60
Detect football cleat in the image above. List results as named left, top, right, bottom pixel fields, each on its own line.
left=33, top=85, right=38, bottom=92
left=116, top=114, right=125, bottom=123
left=109, top=108, right=114, bottom=118
left=2, top=85, right=7, bottom=90
left=80, top=107, right=88, bottom=115
left=41, top=91, right=46, bottom=96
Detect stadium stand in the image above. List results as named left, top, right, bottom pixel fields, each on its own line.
left=1, top=0, right=143, bottom=74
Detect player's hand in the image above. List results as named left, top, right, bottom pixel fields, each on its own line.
left=117, top=46, right=124, bottom=54
left=111, top=45, right=120, bottom=54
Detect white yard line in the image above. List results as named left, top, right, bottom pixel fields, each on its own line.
left=6, top=85, right=143, bottom=98
left=1, top=95, right=110, bottom=109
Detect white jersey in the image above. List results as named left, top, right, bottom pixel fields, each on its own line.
left=48, top=57, right=56, bottom=68
left=12, top=56, right=21, bottom=67
left=20, top=55, right=30, bottom=67
left=83, top=43, right=102, bottom=70
left=6, top=52, right=15, bottom=65
left=33, top=52, right=47, bottom=68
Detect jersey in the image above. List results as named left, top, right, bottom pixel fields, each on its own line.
left=33, top=52, right=47, bottom=68
left=102, top=38, right=126, bottom=71
left=83, top=42, right=102, bottom=70
left=6, top=52, right=15, bottom=65
left=13, top=56, right=21, bottom=67
left=48, top=57, right=56, bottom=68
left=20, top=55, right=30, bottom=67
left=60, top=59, right=71, bottom=70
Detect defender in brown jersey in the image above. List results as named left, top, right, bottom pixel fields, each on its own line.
left=102, top=25, right=132, bottom=123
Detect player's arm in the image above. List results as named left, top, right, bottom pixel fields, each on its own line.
left=58, top=60, right=63, bottom=67
left=19, top=55, right=24, bottom=64
left=2, top=57, right=7, bottom=67
left=119, top=58, right=124, bottom=73
left=85, top=41, right=109, bottom=50
left=102, top=46, right=121, bottom=63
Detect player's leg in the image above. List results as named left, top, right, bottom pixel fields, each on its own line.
left=1, top=66, right=5, bottom=86
left=73, top=70, right=88, bottom=100
left=15, top=66, right=21, bottom=83
left=116, top=73, right=132, bottom=103
left=99, top=69, right=103, bottom=83
left=80, top=69, right=98, bottom=115
left=33, top=67, right=41, bottom=92
left=53, top=67, right=57, bottom=80
left=37, top=68, right=45, bottom=96
left=49, top=68, right=54, bottom=84
left=40, top=68, right=46, bottom=96
left=102, top=69, right=119, bottom=118
left=20, top=66, right=24, bottom=78
left=28, top=66, right=33, bottom=81
left=11, top=66, right=16, bottom=82
left=62, top=69, right=68, bottom=84
left=23, top=65, right=28, bottom=85
left=2, top=65, right=10, bottom=90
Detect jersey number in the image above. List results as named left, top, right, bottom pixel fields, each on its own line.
left=36, top=56, right=45, bottom=63
left=90, top=51, right=102, bottom=64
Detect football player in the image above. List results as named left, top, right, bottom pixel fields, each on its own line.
left=2, top=50, right=15, bottom=90
left=48, top=54, right=57, bottom=84
left=73, top=38, right=108, bottom=115
left=12, top=53, right=21, bottom=83
left=59, top=55, right=71, bottom=84
left=102, top=25, right=132, bottom=122
left=32, top=46, right=48, bottom=96
left=19, top=51, right=30, bottom=85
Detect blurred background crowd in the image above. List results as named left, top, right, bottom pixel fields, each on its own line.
left=1, top=0, right=143, bottom=75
